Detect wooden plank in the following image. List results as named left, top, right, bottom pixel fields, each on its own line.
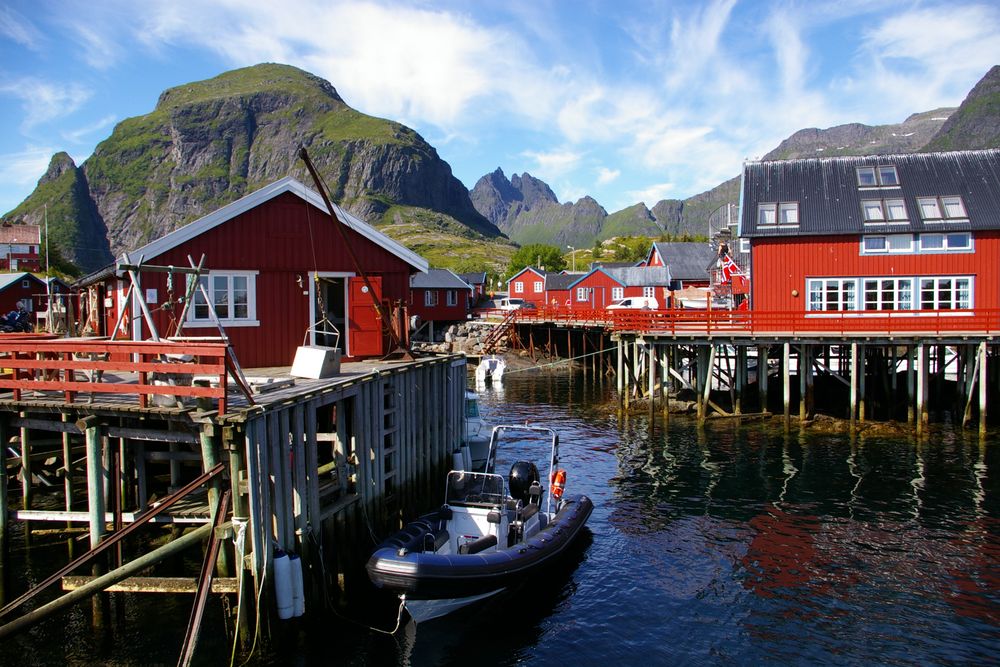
left=292, top=404, right=307, bottom=550
left=62, top=576, right=238, bottom=594
left=11, top=509, right=211, bottom=524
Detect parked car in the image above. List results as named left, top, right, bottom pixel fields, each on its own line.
left=496, top=297, right=526, bottom=311
left=607, top=296, right=658, bottom=310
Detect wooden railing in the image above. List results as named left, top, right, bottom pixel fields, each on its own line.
left=510, top=307, right=1000, bottom=337
left=0, top=338, right=231, bottom=414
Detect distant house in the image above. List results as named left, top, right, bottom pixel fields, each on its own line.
left=0, top=272, right=46, bottom=317
left=458, top=271, right=487, bottom=302
left=410, top=269, right=472, bottom=322
left=0, top=223, right=42, bottom=273
left=507, top=267, right=548, bottom=308
left=641, top=241, right=718, bottom=307
left=544, top=272, right=585, bottom=307
left=740, top=149, right=1000, bottom=328
left=76, top=177, right=427, bottom=366
left=568, top=266, right=673, bottom=309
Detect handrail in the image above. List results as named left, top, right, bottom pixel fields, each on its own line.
left=0, top=339, right=230, bottom=414
left=500, top=306, right=1000, bottom=337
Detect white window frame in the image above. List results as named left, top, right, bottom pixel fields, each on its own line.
left=187, top=270, right=259, bottom=328
left=779, top=202, right=799, bottom=225
left=862, top=199, right=908, bottom=223
left=575, top=287, right=590, bottom=302
left=863, top=278, right=914, bottom=311
left=643, top=286, right=655, bottom=298
left=513, top=281, right=524, bottom=293
left=877, top=166, right=899, bottom=186
left=739, top=238, right=751, bottom=254
left=611, top=287, right=624, bottom=301
left=446, top=290, right=457, bottom=307
left=424, top=290, right=438, bottom=307
left=919, top=232, right=972, bottom=252
left=758, top=203, right=776, bottom=225
left=920, top=276, right=972, bottom=310
left=808, top=275, right=972, bottom=313
left=807, top=278, right=857, bottom=312
left=857, top=165, right=900, bottom=187
left=861, top=234, right=914, bottom=254
left=918, top=195, right=968, bottom=221
left=758, top=202, right=798, bottom=227
left=534, top=280, right=543, bottom=293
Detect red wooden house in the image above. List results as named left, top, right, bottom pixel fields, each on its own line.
left=506, top=267, right=548, bottom=308
left=0, top=271, right=46, bottom=318
left=543, top=271, right=584, bottom=307
left=410, top=269, right=472, bottom=322
left=458, top=271, right=487, bottom=303
left=566, top=266, right=673, bottom=309
left=740, top=149, right=1000, bottom=330
left=0, top=223, right=41, bottom=272
left=81, top=177, right=427, bottom=367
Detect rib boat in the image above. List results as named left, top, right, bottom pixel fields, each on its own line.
left=366, top=424, right=593, bottom=623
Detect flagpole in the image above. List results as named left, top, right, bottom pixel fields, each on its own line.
left=44, top=204, right=51, bottom=332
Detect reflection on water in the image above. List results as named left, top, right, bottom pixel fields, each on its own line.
left=2, top=371, right=998, bottom=665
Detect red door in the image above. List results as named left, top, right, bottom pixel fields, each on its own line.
left=349, top=277, right=383, bottom=358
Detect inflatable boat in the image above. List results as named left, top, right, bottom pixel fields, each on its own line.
left=366, top=425, right=593, bottom=623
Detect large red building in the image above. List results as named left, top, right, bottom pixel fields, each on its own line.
left=566, top=266, right=672, bottom=309
left=0, top=223, right=41, bottom=272
left=409, top=269, right=472, bottom=322
left=81, top=177, right=427, bottom=367
left=740, top=149, right=1000, bottom=330
left=507, top=267, right=548, bottom=308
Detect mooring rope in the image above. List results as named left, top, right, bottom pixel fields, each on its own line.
left=498, top=348, right=607, bottom=374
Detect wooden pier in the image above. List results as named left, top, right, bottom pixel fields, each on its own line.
left=0, top=337, right=466, bottom=660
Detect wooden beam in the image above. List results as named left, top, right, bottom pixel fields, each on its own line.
left=62, top=575, right=238, bottom=594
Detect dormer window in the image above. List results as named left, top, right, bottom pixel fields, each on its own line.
left=918, top=196, right=968, bottom=220
left=779, top=202, right=798, bottom=224
left=857, top=166, right=899, bottom=187
left=862, top=199, right=907, bottom=222
left=758, top=202, right=798, bottom=226
left=758, top=203, right=776, bottom=225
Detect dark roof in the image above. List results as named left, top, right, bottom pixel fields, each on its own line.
left=740, top=149, right=1000, bottom=238
left=650, top=242, right=717, bottom=281
left=458, top=271, right=486, bottom=285
left=545, top=272, right=585, bottom=290
left=0, top=272, right=44, bottom=291
left=572, top=266, right=672, bottom=288
left=410, top=268, right=471, bottom=290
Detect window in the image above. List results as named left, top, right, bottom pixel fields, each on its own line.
left=446, top=290, right=457, bottom=307
left=643, top=286, right=655, bottom=298
left=576, top=287, right=590, bottom=302
left=190, top=271, right=257, bottom=325
left=612, top=287, right=624, bottom=301
left=513, top=281, right=523, bottom=293
left=808, top=278, right=856, bottom=312
left=758, top=202, right=798, bottom=226
left=20, top=279, right=29, bottom=288
left=861, top=234, right=914, bottom=254
left=864, top=278, right=913, bottom=311
left=857, top=165, right=899, bottom=186
left=918, top=196, right=967, bottom=220
left=534, top=281, right=543, bottom=293
left=919, top=232, right=972, bottom=252
left=779, top=202, right=799, bottom=224
left=920, top=277, right=971, bottom=310
left=424, top=290, right=438, bottom=307
left=758, top=203, right=776, bottom=225
left=739, top=238, right=751, bottom=254
left=862, top=199, right=907, bottom=222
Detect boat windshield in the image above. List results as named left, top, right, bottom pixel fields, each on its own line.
left=465, top=397, right=480, bottom=419
left=446, top=471, right=506, bottom=507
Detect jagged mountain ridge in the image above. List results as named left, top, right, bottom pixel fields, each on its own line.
left=5, top=63, right=505, bottom=273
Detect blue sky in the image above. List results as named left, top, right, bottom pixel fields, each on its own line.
left=1, top=0, right=998, bottom=219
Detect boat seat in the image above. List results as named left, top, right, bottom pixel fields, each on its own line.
left=423, top=528, right=450, bottom=553
left=520, top=504, right=539, bottom=521
left=528, top=481, right=542, bottom=505
left=459, top=534, right=497, bottom=555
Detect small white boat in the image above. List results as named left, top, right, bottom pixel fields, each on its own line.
left=463, top=391, right=491, bottom=472
left=475, top=354, right=506, bottom=384
left=366, top=425, right=593, bottom=624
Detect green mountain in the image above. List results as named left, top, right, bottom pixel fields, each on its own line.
left=3, top=63, right=509, bottom=274
left=922, top=65, right=1000, bottom=151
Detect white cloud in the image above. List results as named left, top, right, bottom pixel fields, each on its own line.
left=0, top=78, right=92, bottom=132
left=596, top=167, right=620, bottom=186
left=73, top=23, right=121, bottom=70
left=521, top=148, right=583, bottom=180
left=0, top=146, right=57, bottom=213
left=626, top=182, right=675, bottom=207
left=61, top=114, right=118, bottom=144
left=664, top=0, right=738, bottom=92
left=0, top=6, right=40, bottom=48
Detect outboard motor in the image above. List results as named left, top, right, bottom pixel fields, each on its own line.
left=508, top=461, right=540, bottom=504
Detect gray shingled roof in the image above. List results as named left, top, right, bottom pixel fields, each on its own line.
left=582, top=266, right=673, bottom=288
left=545, top=271, right=585, bottom=290
left=650, top=242, right=716, bottom=281
left=410, top=268, right=472, bottom=290
left=458, top=271, right=486, bottom=285
left=740, top=149, right=1000, bottom=238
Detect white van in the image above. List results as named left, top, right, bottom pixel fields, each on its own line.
left=607, top=296, right=658, bottom=310
left=496, top=297, right=525, bottom=311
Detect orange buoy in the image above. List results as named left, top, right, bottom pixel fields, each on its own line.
left=551, top=469, right=567, bottom=499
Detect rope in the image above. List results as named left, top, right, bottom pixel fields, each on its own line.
left=500, top=348, right=607, bottom=374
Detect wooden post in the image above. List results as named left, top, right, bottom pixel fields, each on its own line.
left=759, top=345, right=769, bottom=414
left=0, top=417, right=7, bottom=603
left=849, top=342, right=858, bottom=430
left=81, top=418, right=105, bottom=550
left=616, top=339, right=624, bottom=397
left=916, top=343, right=926, bottom=435
left=979, top=341, right=988, bottom=438
left=647, top=343, right=655, bottom=406
left=62, top=414, right=74, bottom=530
left=19, top=418, right=31, bottom=542
left=798, top=345, right=807, bottom=423
left=735, top=346, right=745, bottom=416
left=907, top=345, right=915, bottom=425
left=701, top=345, right=716, bottom=422
left=858, top=344, right=866, bottom=423
left=782, top=343, right=791, bottom=430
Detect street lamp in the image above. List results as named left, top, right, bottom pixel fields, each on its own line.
left=566, top=245, right=576, bottom=272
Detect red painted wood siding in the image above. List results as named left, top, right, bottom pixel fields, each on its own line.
left=508, top=268, right=546, bottom=306
left=0, top=278, right=44, bottom=317
left=119, top=192, right=415, bottom=367
left=570, top=272, right=627, bottom=309
left=752, top=232, right=1000, bottom=313
left=409, top=288, right=469, bottom=321
left=544, top=289, right=571, bottom=307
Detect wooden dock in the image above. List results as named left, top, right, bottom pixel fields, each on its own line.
left=0, top=338, right=467, bottom=659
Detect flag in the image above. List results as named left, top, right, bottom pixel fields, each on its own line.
left=720, top=253, right=742, bottom=282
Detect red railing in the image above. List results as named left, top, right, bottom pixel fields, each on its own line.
left=0, top=338, right=231, bottom=414
left=510, top=307, right=1000, bottom=337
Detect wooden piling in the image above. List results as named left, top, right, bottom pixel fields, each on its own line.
left=782, top=343, right=791, bottom=430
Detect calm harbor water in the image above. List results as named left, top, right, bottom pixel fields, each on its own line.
left=2, top=371, right=998, bottom=665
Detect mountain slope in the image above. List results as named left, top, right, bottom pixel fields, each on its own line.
left=922, top=65, right=1000, bottom=151
left=6, top=63, right=506, bottom=273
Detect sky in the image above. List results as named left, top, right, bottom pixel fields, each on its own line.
left=1, top=0, right=998, bottom=218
